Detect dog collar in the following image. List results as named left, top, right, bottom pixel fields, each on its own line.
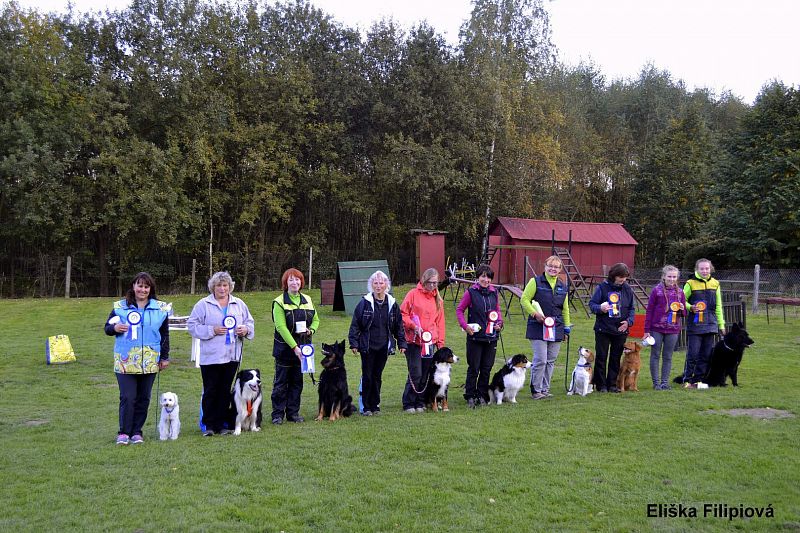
left=164, top=406, right=175, bottom=414
left=722, top=340, right=732, bottom=351
left=578, top=363, right=592, bottom=368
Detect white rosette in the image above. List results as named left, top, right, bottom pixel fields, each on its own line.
left=300, top=344, right=315, bottom=373
left=126, top=311, right=142, bottom=340
left=421, top=330, right=433, bottom=358
left=543, top=316, right=556, bottom=342
left=487, top=310, right=499, bottom=334
left=223, top=315, right=237, bottom=345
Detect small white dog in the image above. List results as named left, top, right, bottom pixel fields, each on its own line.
left=567, top=347, right=595, bottom=397
left=158, top=392, right=181, bottom=440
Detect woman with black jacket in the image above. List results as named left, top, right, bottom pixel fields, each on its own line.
left=348, top=270, right=407, bottom=416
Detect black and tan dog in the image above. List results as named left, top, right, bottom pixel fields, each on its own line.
left=704, top=323, right=754, bottom=387
left=424, top=347, right=459, bottom=412
left=315, top=340, right=355, bottom=421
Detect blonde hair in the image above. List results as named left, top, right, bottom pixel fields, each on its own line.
left=420, top=268, right=443, bottom=310
left=661, top=265, right=680, bottom=285
left=544, top=255, right=563, bottom=269
left=695, top=258, right=714, bottom=273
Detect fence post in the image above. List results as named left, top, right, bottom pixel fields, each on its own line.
left=64, top=256, right=71, bottom=299
left=308, top=246, right=313, bottom=289
left=191, top=259, right=196, bottom=295
left=752, top=264, right=760, bottom=315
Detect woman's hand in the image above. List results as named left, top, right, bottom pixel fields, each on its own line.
left=533, top=312, right=545, bottom=323
left=213, top=326, right=227, bottom=335
left=158, top=360, right=170, bottom=370
left=465, top=327, right=474, bottom=336
left=618, top=320, right=629, bottom=333
left=235, top=325, right=248, bottom=337
left=600, top=302, right=611, bottom=313
left=113, top=323, right=129, bottom=334
left=351, top=348, right=359, bottom=354
left=293, top=345, right=303, bottom=360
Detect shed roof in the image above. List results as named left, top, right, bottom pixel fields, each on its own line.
left=491, top=217, right=638, bottom=245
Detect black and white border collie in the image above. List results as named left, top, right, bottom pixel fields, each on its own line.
left=488, top=354, right=532, bottom=404
left=425, top=347, right=459, bottom=412
left=233, top=369, right=262, bottom=435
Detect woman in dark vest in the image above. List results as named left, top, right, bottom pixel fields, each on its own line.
left=521, top=256, right=572, bottom=399
left=271, top=268, right=319, bottom=424
left=681, top=258, right=725, bottom=385
left=456, top=264, right=503, bottom=408
left=589, top=262, right=635, bottom=393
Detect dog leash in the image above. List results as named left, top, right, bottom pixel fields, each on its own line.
left=563, top=337, right=570, bottom=392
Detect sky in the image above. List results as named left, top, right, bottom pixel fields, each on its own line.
left=10, top=0, right=800, bottom=104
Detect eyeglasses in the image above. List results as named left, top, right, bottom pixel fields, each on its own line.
left=424, top=280, right=439, bottom=286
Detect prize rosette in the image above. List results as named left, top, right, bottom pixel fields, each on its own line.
left=693, top=301, right=707, bottom=323
left=669, top=301, right=682, bottom=324
left=487, top=310, right=499, bottom=334
left=543, top=316, right=556, bottom=341
left=300, top=344, right=315, bottom=373
left=223, top=315, right=237, bottom=344
left=126, top=310, right=142, bottom=340
left=608, top=292, right=621, bottom=317
left=421, top=330, right=433, bottom=358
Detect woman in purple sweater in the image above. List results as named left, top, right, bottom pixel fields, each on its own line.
left=643, top=265, right=686, bottom=390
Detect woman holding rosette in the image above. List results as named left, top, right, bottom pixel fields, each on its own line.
left=589, top=263, right=635, bottom=393
left=643, top=265, right=686, bottom=390
left=400, top=268, right=446, bottom=413
left=456, top=264, right=503, bottom=408
left=188, top=271, right=255, bottom=436
left=270, top=268, right=319, bottom=424
left=105, top=272, right=171, bottom=445
left=680, top=258, right=725, bottom=386
left=521, top=256, right=571, bottom=399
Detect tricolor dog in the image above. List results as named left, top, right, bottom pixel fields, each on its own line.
left=488, top=354, right=532, bottom=404
left=424, top=347, right=459, bottom=412
left=567, top=347, right=595, bottom=397
left=233, top=369, right=262, bottom=435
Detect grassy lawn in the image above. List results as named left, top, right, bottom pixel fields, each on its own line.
left=1, top=287, right=798, bottom=532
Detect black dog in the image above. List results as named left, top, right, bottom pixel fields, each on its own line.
left=704, top=323, right=754, bottom=387
left=424, top=347, right=459, bottom=412
left=315, top=340, right=355, bottom=421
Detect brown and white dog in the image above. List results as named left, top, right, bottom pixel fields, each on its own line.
left=617, top=341, right=642, bottom=392
left=567, top=347, right=595, bottom=396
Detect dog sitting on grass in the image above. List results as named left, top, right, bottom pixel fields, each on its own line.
left=158, top=392, right=180, bottom=440
left=617, top=341, right=641, bottom=392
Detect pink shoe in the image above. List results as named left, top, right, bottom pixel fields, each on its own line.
left=116, top=433, right=130, bottom=445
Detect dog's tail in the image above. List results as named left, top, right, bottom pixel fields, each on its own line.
left=342, top=396, right=356, bottom=417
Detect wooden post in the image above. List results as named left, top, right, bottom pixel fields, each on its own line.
left=308, top=246, right=313, bottom=289
left=191, top=259, right=197, bottom=295
left=752, top=264, right=760, bottom=315
left=64, top=256, right=71, bottom=299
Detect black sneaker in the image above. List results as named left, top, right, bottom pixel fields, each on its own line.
left=271, top=418, right=283, bottom=425
left=219, top=428, right=233, bottom=435
left=608, top=387, right=621, bottom=393
left=202, top=429, right=215, bottom=437
left=287, top=415, right=304, bottom=423
left=467, top=398, right=476, bottom=409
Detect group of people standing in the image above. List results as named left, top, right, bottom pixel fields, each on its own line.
left=105, top=257, right=725, bottom=443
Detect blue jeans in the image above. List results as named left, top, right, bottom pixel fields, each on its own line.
left=649, top=332, right=678, bottom=385
left=684, top=333, right=716, bottom=383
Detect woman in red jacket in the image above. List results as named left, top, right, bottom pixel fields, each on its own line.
left=400, top=268, right=446, bottom=412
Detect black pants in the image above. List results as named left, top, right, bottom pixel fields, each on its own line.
left=200, top=361, right=238, bottom=432
left=116, top=372, right=157, bottom=436
left=402, top=344, right=434, bottom=410
left=271, top=361, right=303, bottom=420
left=593, top=331, right=627, bottom=390
left=360, top=348, right=389, bottom=412
left=464, top=338, right=497, bottom=402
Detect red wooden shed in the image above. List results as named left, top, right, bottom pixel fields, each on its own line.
left=487, top=217, right=638, bottom=285
left=411, top=229, right=448, bottom=282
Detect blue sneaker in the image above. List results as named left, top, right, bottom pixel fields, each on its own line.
left=116, top=433, right=130, bottom=445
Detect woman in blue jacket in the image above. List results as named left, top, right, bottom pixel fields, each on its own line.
left=589, top=263, right=635, bottom=393
left=348, top=270, right=407, bottom=416
left=104, top=272, right=171, bottom=445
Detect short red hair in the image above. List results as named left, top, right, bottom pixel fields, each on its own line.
left=281, top=268, right=305, bottom=290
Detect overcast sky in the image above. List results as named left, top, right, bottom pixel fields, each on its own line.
left=9, top=0, right=800, bottom=104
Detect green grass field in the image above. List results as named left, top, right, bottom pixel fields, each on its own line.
left=1, top=287, right=798, bottom=532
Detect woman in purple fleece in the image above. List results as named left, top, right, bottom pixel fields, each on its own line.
left=643, top=265, right=686, bottom=390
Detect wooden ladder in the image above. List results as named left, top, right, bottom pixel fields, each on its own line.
left=553, top=247, right=592, bottom=318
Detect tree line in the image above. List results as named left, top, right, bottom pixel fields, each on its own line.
left=2, top=0, right=798, bottom=297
